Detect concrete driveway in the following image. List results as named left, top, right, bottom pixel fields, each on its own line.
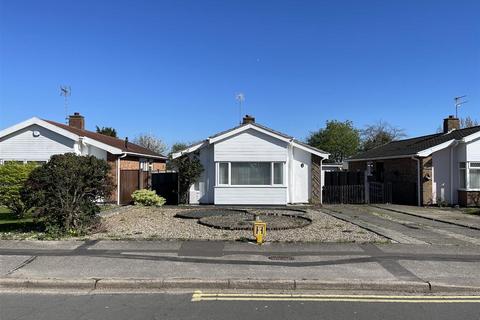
left=322, top=205, right=480, bottom=246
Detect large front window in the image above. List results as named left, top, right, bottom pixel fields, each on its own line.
left=217, top=162, right=284, bottom=186
left=459, top=162, right=480, bottom=189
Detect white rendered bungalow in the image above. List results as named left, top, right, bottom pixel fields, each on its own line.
left=172, top=115, right=329, bottom=205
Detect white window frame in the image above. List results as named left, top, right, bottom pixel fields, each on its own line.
left=272, top=162, right=285, bottom=186
left=217, top=162, right=230, bottom=186
left=459, top=161, right=480, bottom=191
left=216, top=161, right=286, bottom=187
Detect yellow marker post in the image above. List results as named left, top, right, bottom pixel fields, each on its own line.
left=253, top=220, right=267, bottom=244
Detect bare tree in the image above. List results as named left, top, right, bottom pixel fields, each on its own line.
left=460, top=116, right=479, bottom=129
left=133, top=134, right=167, bottom=155
left=361, top=121, right=406, bottom=151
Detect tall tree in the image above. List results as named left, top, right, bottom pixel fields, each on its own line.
left=361, top=121, right=406, bottom=151
left=306, top=120, right=360, bottom=163
left=134, top=133, right=167, bottom=155
left=95, top=126, right=117, bottom=138
left=460, top=116, right=479, bottom=129
left=170, top=142, right=189, bottom=154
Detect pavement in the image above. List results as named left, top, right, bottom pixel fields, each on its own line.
left=2, top=292, right=480, bottom=320
left=1, top=205, right=480, bottom=294
left=1, top=239, right=480, bottom=293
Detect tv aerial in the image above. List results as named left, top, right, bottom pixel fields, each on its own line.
left=454, top=95, right=468, bottom=118
left=60, top=86, right=71, bottom=123
left=235, top=92, right=245, bottom=124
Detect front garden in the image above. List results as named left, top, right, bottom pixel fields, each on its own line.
left=92, top=206, right=386, bottom=243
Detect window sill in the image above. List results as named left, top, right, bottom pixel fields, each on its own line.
left=458, top=189, right=480, bottom=192
left=215, top=185, right=287, bottom=188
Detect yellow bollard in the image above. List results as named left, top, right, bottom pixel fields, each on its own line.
left=253, top=220, right=267, bottom=245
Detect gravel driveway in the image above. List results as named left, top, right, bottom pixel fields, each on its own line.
left=92, top=206, right=388, bottom=243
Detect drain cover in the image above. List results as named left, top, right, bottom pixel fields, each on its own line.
left=268, top=255, right=294, bottom=261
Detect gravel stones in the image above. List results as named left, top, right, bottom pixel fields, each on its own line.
left=175, top=209, right=247, bottom=219
left=94, top=206, right=388, bottom=243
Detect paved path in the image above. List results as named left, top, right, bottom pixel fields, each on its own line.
left=374, top=204, right=480, bottom=230
left=322, top=205, right=480, bottom=245
left=1, top=292, right=480, bottom=320
left=1, top=240, right=480, bottom=292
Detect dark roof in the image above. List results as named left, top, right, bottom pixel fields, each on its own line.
left=349, top=126, right=480, bottom=161
left=44, top=120, right=166, bottom=159
left=183, top=122, right=328, bottom=155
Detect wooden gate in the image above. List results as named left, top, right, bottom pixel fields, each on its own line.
left=323, top=171, right=366, bottom=204
left=120, top=170, right=140, bottom=205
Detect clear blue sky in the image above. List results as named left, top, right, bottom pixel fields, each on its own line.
left=1, top=0, right=479, bottom=149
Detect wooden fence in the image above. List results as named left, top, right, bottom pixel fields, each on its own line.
left=322, top=185, right=365, bottom=204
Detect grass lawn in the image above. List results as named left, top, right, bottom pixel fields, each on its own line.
left=0, top=206, right=45, bottom=233
left=463, top=208, right=480, bottom=216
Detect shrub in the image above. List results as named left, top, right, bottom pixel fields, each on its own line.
left=131, top=189, right=166, bottom=206
left=0, top=162, right=37, bottom=217
left=22, top=153, right=113, bottom=235
left=168, top=153, right=203, bottom=204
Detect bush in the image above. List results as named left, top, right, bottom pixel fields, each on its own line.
left=168, top=153, right=203, bottom=204
left=22, top=153, right=113, bottom=235
left=131, top=189, right=166, bottom=206
left=0, top=162, right=37, bottom=217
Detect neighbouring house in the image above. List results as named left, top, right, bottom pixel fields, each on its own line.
left=172, top=115, right=330, bottom=205
left=347, top=116, right=480, bottom=207
left=0, top=112, right=166, bottom=205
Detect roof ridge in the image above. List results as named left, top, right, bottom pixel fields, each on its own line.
left=44, top=119, right=165, bottom=158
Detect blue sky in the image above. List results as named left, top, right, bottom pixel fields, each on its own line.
left=1, top=0, right=479, bottom=149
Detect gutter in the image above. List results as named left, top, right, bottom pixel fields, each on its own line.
left=117, top=153, right=128, bottom=205
left=449, top=141, right=459, bottom=204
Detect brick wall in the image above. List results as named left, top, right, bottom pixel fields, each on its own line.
left=311, top=155, right=322, bottom=204
left=421, top=156, right=433, bottom=205
left=120, top=157, right=141, bottom=170
left=458, top=190, right=480, bottom=206
left=153, top=162, right=166, bottom=171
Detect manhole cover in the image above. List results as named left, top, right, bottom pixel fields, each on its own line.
left=268, top=256, right=295, bottom=261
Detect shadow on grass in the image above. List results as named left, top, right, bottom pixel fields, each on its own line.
left=0, top=209, right=45, bottom=233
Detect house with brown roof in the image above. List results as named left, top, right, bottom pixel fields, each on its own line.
left=347, top=116, right=480, bottom=207
left=0, top=112, right=166, bottom=204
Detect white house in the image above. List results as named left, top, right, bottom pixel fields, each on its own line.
left=348, top=116, right=480, bottom=206
left=0, top=113, right=166, bottom=204
left=172, top=115, right=329, bottom=205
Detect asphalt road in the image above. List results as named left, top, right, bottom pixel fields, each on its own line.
left=1, top=292, right=480, bottom=320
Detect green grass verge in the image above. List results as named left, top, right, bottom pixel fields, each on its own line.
left=463, top=208, right=480, bottom=216
left=0, top=206, right=45, bottom=233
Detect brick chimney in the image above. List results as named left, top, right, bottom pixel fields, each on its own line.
left=68, top=112, right=85, bottom=130
left=242, top=115, right=255, bottom=125
left=443, top=115, right=460, bottom=133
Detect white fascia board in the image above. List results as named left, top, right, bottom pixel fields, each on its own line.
left=171, top=141, right=208, bottom=159
left=81, top=137, right=123, bottom=155
left=124, top=152, right=167, bottom=160
left=291, top=141, right=329, bottom=159
left=462, top=131, right=480, bottom=143
left=416, top=139, right=455, bottom=157
left=347, top=155, right=417, bottom=162
left=0, top=117, right=79, bottom=141
left=208, top=124, right=292, bottom=144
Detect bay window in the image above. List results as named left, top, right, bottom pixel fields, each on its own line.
left=459, top=162, right=480, bottom=190
left=217, top=162, right=284, bottom=186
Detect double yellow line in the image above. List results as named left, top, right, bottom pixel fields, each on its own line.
left=191, top=291, right=480, bottom=303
